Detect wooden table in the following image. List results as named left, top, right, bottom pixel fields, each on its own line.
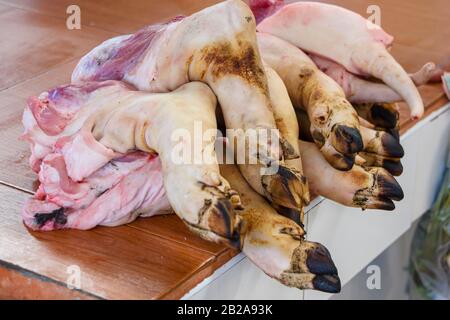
left=0, top=0, right=448, bottom=299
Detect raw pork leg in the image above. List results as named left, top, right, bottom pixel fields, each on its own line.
left=71, top=0, right=308, bottom=215
left=221, top=163, right=340, bottom=293
left=299, top=140, right=403, bottom=210
left=264, top=63, right=309, bottom=224
left=25, top=154, right=340, bottom=293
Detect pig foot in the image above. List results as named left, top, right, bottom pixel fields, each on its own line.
left=352, top=167, right=404, bottom=210
left=299, top=140, right=403, bottom=210
left=221, top=163, right=340, bottom=293
left=261, top=164, right=309, bottom=212
left=296, top=107, right=363, bottom=170
left=359, top=125, right=404, bottom=176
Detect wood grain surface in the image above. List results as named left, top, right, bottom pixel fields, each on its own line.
left=0, top=0, right=448, bottom=299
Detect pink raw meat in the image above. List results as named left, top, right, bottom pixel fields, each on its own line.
left=21, top=80, right=169, bottom=231
left=23, top=151, right=169, bottom=231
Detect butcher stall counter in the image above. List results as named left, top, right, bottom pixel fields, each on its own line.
left=0, top=0, right=449, bottom=299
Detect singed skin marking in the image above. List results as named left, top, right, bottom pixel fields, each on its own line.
left=34, top=208, right=66, bottom=227
left=298, top=68, right=314, bottom=80
left=200, top=39, right=268, bottom=93
left=249, top=238, right=269, bottom=246
left=311, top=130, right=325, bottom=146
left=287, top=243, right=314, bottom=273
left=279, top=227, right=304, bottom=241
left=312, top=90, right=323, bottom=101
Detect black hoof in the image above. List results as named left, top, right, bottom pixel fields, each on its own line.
left=377, top=172, right=404, bottom=201
left=383, top=159, right=404, bottom=176
left=381, top=133, right=404, bottom=158
left=313, top=274, right=341, bottom=293
left=333, top=125, right=364, bottom=154
left=371, top=103, right=398, bottom=129
left=329, top=152, right=355, bottom=171
left=307, top=243, right=338, bottom=275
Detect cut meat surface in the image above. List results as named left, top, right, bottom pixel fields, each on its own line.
left=249, top=0, right=284, bottom=24
left=72, top=16, right=185, bottom=83
left=57, top=129, right=118, bottom=182
left=21, top=80, right=170, bottom=230
left=21, top=80, right=133, bottom=173
left=24, top=152, right=168, bottom=231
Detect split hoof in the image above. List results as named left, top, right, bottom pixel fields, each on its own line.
left=359, top=152, right=404, bottom=176
left=186, top=183, right=244, bottom=249
left=261, top=165, right=309, bottom=210
left=361, top=126, right=404, bottom=158
left=280, top=241, right=341, bottom=293
left=320, top=141, right=355, bottom=171
left=331, top=124, right=364, bottom=155
left=353, top=167, right=404, bottom=210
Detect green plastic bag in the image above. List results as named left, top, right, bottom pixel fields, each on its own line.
left=409, top=141, right=450, bottom=300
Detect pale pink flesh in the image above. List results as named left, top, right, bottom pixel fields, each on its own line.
left=57, top=129, right=118, bottom=182
left=21, top=80, right=131, bottom=176
left=249, top=0, right=284, bottom=24
left=71, top=17, right=184, bottom=83
left=21, top=81, right=168, bottom=230
left=254, top=1, right=424, bottom=118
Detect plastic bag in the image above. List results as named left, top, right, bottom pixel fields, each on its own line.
left=408, top=140, right=450, bottom=300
